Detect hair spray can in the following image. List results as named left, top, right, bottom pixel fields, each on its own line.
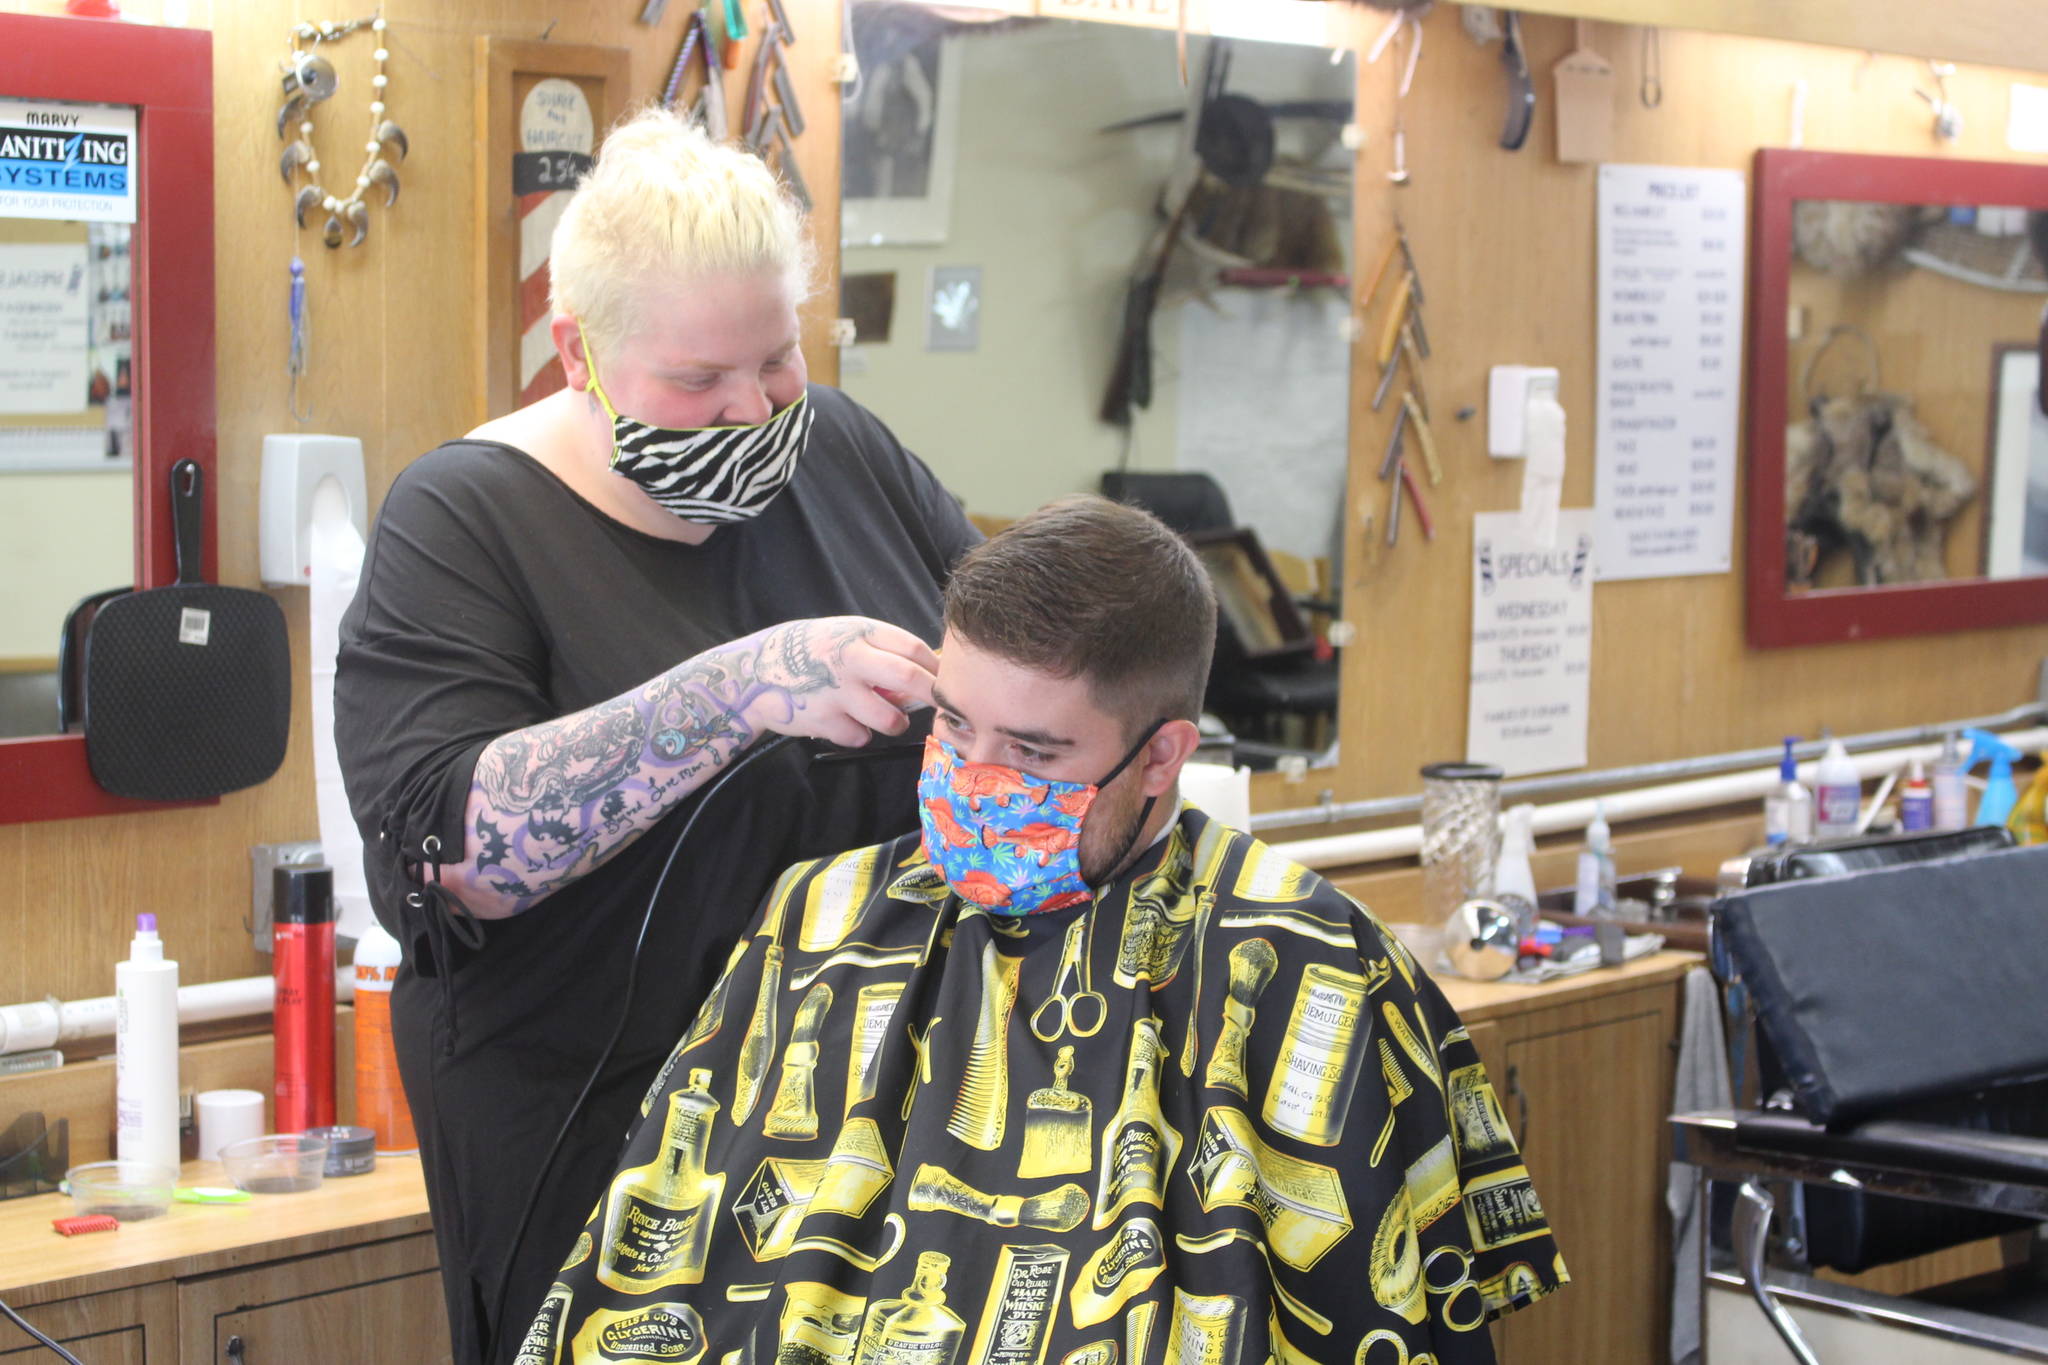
left=352, top=919, right=417, bottom=1153
left=273, top=865, right=337, bottom=1133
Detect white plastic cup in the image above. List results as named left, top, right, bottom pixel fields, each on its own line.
left=196, top=1089, right=267, bottom=1163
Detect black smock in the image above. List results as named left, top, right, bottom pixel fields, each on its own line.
left=527, top=807, right=1566, bottom=1363
left=334, top=385, right=979, bottom=1365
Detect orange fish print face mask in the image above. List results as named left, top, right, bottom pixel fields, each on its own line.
left=915, top=729, right=1157, bottom=915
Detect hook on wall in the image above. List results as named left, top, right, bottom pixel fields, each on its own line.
left=1914, top=60, right=1961, bottom=142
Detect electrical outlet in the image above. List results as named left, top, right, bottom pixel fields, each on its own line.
left=249, top=840, right=324, bottom=953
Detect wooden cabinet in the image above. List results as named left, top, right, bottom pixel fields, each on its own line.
left=176, top=1235, right=449, bottom=1365
left=0, top=1163, right=439, bottom=1365
left=0, top=1284, right=174, bottom=1364
left=1438, top=955, right=1691, bottom=1365
left=2, top=1238, right=447, bottom=1365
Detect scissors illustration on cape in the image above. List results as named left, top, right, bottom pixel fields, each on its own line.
left=1029, top=914, right=1107, bottom=1041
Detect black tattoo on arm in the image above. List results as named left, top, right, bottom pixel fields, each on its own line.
left=453, top=618, right=876, bottom=916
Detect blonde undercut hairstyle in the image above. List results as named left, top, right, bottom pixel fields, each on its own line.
left=548, top=106, right=815, bottom=368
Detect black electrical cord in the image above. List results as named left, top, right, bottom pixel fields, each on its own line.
left=0, top=1295, right=85, bottom=1365
left=480, top=732, right=799, bottom=1362
left=481, top=730, right=927, bottom=1362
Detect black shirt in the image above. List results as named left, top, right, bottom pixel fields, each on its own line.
left=335, top=384, right=978, bottom=1363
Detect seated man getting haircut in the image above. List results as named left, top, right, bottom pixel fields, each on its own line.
left=528, top=496, right=1565, bottom=1364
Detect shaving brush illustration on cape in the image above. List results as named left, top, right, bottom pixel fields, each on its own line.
left=1205, top=938, right=1278, bottom=1096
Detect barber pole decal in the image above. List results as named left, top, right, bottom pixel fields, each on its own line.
left=515, top=78, right=596, bottom=405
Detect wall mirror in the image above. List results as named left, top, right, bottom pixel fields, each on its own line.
left=1748, top=148, right=2048, bottom=647
left=0, top=13, right=216, bottom=823
left=839, top=0, right=1354, bottom=770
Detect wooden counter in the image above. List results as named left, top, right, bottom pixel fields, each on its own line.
left=0, top=953, right=1700, bottom=1363
left=0, top=1157, right=430, bottom=1309
left=0, top=1158, right=445, bottom=1364
left=1436, top=946, right=1703, bottom=1021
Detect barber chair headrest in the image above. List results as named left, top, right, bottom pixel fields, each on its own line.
left=1714, top=843, right=2048, bottom=1127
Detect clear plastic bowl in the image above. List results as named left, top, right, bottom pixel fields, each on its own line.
left=64, top=1160, right=177, bottom=1221
left=218, top=1133, right=329, bottom=1194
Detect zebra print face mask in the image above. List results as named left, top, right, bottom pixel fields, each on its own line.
left=580, top=327, right=814, bottom=525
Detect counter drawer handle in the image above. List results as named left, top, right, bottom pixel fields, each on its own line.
left=226, top=1335, right=246, bottom=1364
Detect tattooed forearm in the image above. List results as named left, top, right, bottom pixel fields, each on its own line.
left=450, top=618, right=877, bottom=918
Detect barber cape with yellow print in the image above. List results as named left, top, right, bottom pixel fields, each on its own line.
left=525, top=805, right=1566, bottom=1365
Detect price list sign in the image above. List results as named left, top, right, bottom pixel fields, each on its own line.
left=1594, top=164, right=1746, bottom=580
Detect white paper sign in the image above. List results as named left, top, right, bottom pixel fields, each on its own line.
left=0, top=99, right=137, bottom=224
left=0, top=242, right=91, bottom=415
left=1468, top=509, right=1595, bottom=777
left=1594, top=164, right=1745, bottom=580
left=2008, top=83, right=2048, bottom=154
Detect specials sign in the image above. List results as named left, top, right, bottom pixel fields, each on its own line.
left=0, top=99, right=137, bottom=224
left=1468, top=509, right=1595, bottom=777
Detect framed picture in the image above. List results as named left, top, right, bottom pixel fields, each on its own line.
left=841, top=32, right=963, bottom=247
left=1984, top=343, right=2048, bottom=580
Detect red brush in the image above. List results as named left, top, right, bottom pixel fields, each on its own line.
left=52, top=1214, right=119, bottom=1236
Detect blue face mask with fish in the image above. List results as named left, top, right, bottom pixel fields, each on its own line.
left=916, top=725, right=1162, bottom=915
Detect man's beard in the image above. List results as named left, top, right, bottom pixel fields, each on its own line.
left=1078, top=772, right=1152, bottom=886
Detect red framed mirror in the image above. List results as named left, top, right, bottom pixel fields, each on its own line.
left=1747, top=148, right=2048, bottom=648
left=0, top=13, right=216, bottom=822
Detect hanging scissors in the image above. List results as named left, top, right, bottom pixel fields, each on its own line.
left=1029, top=915, right=1106, bottom=1041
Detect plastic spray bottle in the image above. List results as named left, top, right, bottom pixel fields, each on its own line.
left=115, top=914, right=181, bottom=1172
left=1494, top=804, right=1539, bottom=938
left=1763, top=737, right=1814, bottom=846
left=1574, top=801, right=1616, bottom=919
left=1813, top=738, right=1862, bottom=840
left=352, top=920, right=417, bottom=1155
left=1964, top=729, right=2021, bottom=829
left=1898, top=758, right=1934, bottom=832
left=2010, top=763, right=2048, bottom=845
left=1932, top=732, right=1969, bottom=831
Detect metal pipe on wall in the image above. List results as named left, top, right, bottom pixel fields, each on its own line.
left=0, top=968, right=355, bottom=1056
left=1254, top=698, right=2048, bottom=833
left=1269, top=727, right=2048, bottom=872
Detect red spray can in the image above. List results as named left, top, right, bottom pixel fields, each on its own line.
left=273, top=865, right=337, bottom=1132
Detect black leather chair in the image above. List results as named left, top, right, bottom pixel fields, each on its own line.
left=1677, top=835, right=2048, bottom=1362
left=1098, top=471, right=1339, bottom=757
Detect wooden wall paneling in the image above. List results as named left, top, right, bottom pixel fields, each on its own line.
left=1312, top=9, right=2048, bottom=818
left=787, top=0, right=844, bottom=385
left=1500, top=0, right=2048, bottom=78
left=2, top=0, right=840, bottom=1015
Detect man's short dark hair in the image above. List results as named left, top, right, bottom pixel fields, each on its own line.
left=944, top=495, right=1217, bottom=736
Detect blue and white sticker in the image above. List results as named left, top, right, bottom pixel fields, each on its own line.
left=0, top=98, right=137, bottom=225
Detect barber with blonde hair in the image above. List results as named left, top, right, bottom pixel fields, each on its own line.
left=336, top=108, right=977, bottom=1364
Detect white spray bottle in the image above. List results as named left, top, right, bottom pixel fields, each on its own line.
left=1763, top=736, right=1814, bottom=846
left=1932, top=732, right=1969, bottom=831
left=1494, top=804, right=1539, bottom=938
left=1574, top=801, right=1616, bottom=919
left=1814, top=737, right=1861, bottom=840
left=116, top=913, right=181, bottom=1172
